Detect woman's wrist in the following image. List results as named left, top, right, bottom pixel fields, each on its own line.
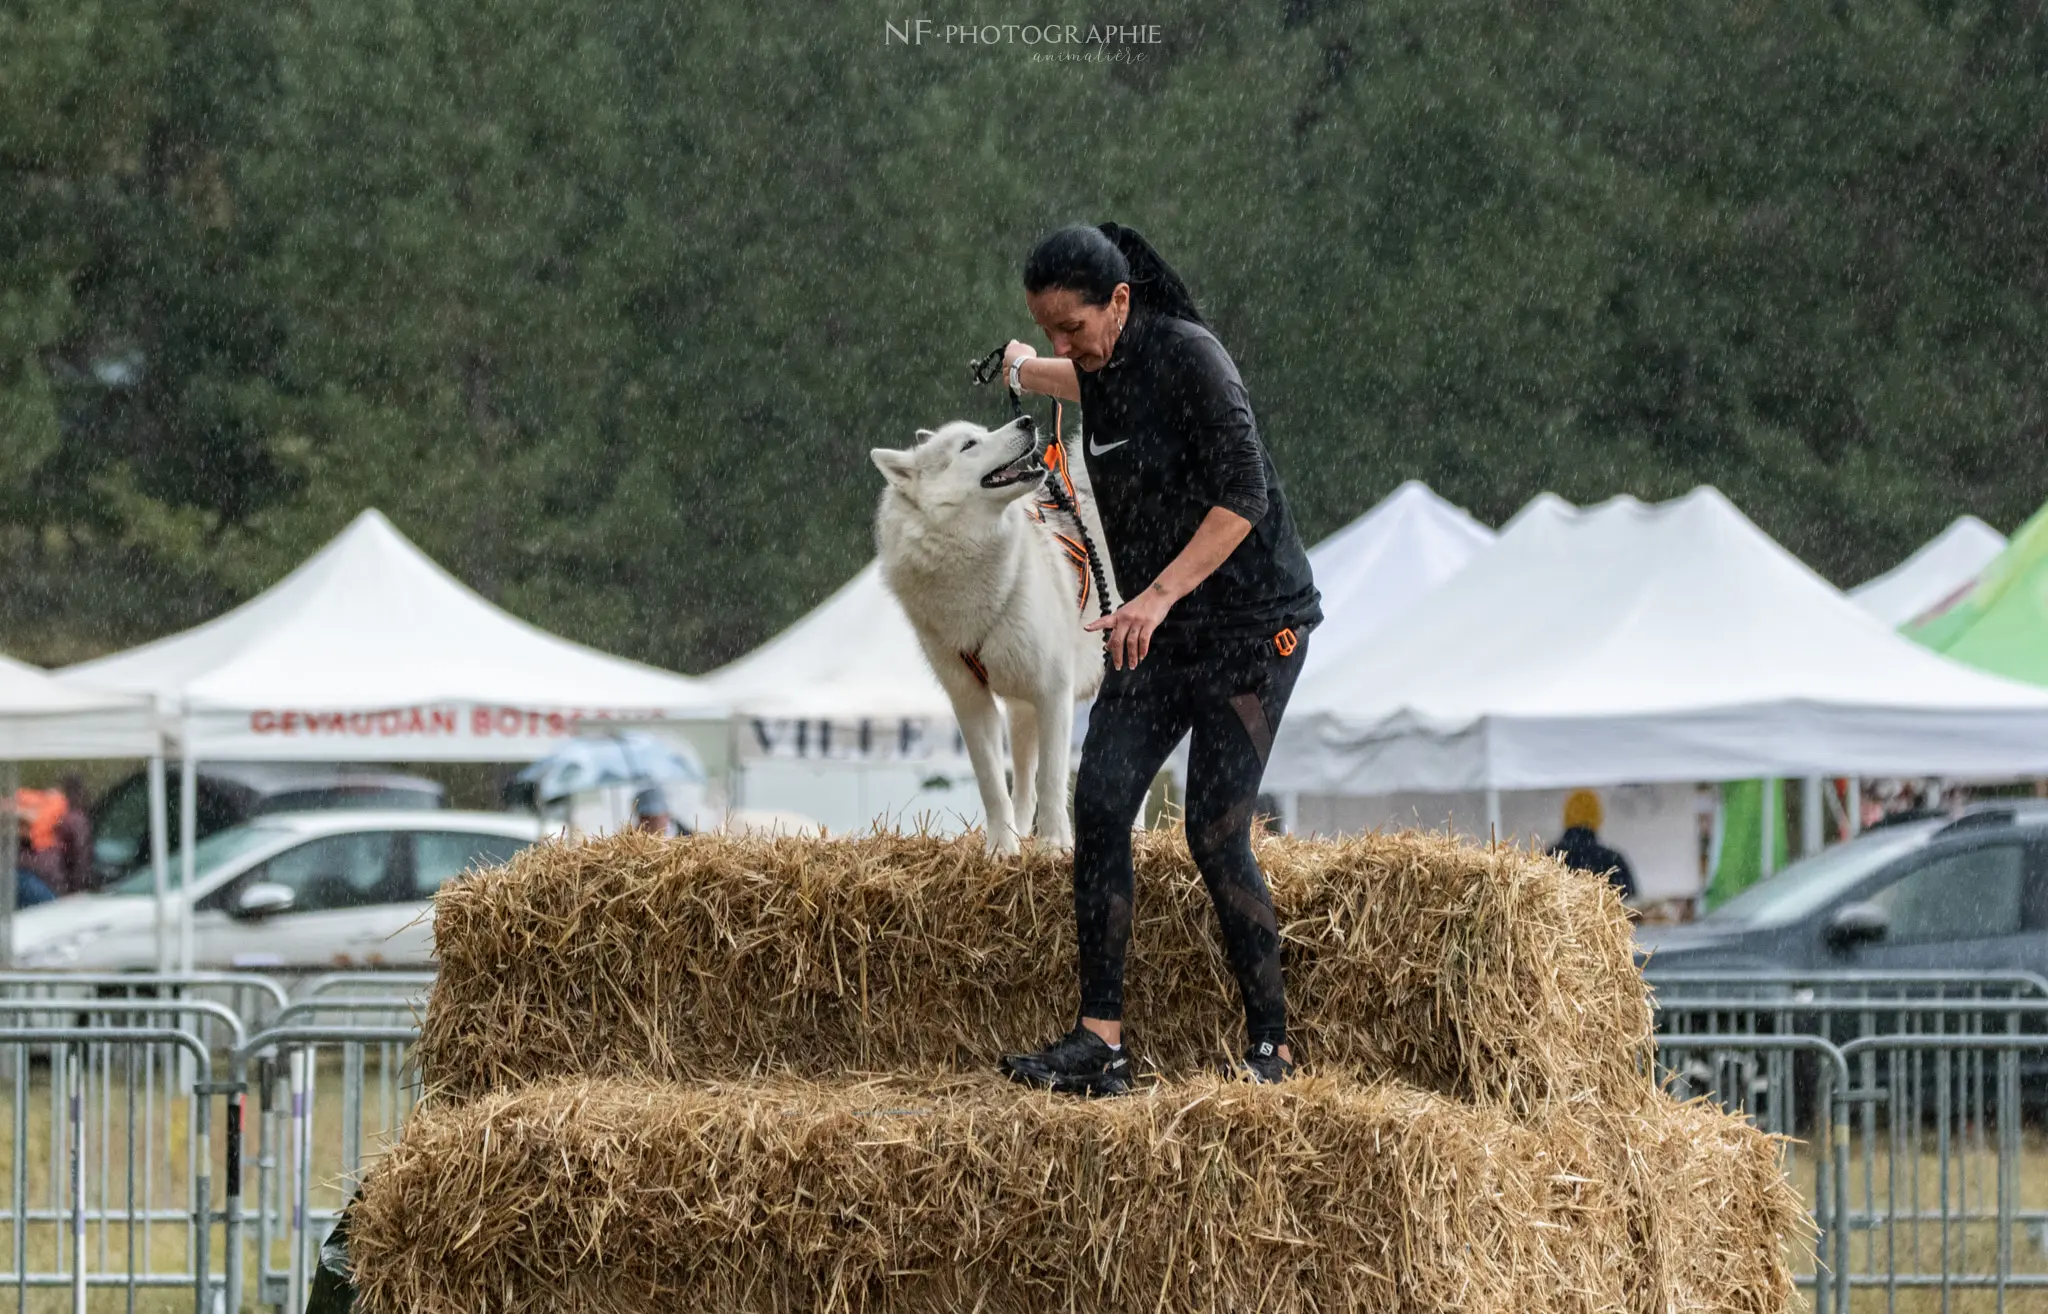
left=1008, top=355, right=1028, bottom=394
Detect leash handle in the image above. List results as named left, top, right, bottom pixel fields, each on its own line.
left=970, top=342, right=1026, bottom=419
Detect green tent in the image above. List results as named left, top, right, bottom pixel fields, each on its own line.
left=1907, top=499, right=2048, bottom=684
left=1704, top=778, right=1789, bottom=911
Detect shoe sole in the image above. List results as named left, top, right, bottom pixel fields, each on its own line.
left=1217, top=1061, right=1296, bottom=1085
left=999, top=1057, right=1132, bottom=1098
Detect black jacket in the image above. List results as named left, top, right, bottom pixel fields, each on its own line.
left=1074, top=304, right=1322, bottom=649
left=1549, top=826, right=1637, bottom=901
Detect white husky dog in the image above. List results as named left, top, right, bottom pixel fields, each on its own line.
left=871, top=413, right=1110, bottom=855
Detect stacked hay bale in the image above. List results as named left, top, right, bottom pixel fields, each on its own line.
left=351, top=827, right=1805, bottom=1313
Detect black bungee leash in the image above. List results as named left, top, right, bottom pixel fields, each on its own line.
left=969, top=344, right=1115, bottom=622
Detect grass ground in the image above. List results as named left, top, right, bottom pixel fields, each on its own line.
left=1786, top=1132, right=2048, bottom=1314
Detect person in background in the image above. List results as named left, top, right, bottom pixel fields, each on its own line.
left=1549, top=789, right=1637, bottom=903
left=14, top=814, right=56, bottom=909
left=632, top=787, right=689, bottom=838
left=14, top=789, right=68, bottom=897
left=53, top=774, right=95, bottom=896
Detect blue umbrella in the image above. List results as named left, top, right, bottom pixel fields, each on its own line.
left=513, top=731, right=706, bottom=805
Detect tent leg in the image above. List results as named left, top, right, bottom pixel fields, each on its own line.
left=1, top=761, right=16, bottom=972
left=149, top=756, right=170, bottom=974
left=1759, top=778, right=1777, bottom=879
left=1484, top=788, right=1502, bottom=842
left=179, top=753, right=197, bottom=974
left=1846, top=778, right=1862, bottom=838
left=727, top=717, right=744, bottom=817
left=1801, top=776, right=1823, bottom=857
left=1279, top=792, right=1300, bottom=837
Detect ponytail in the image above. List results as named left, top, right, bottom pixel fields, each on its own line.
left=1022, top=222, right=1208, bottom=327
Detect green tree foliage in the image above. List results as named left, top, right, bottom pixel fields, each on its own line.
left=0, top=0, right=2042, bottom=670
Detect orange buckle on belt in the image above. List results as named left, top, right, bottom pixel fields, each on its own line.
left=1272, top=627, right=1298, bottom=657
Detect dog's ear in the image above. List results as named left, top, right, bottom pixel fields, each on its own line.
left=915, top=428, right=935, bottom=442
left=870, top=447, right=918, bottom=492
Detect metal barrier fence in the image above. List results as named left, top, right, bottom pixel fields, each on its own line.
left=237, top=1024, right=419, bottom=1314
left=4, top=967, right=2048, bottom=1313
left=1653, top=971, right=2048, bottom=1314
left=0, top=1024, right=227, bottom=1313
left=0, top=972, right=425, bottom=1313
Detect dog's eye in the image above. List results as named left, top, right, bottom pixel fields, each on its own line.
left=962, top=439, right=977, bottom=450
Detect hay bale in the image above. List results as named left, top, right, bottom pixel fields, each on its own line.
left=1615, top=1097, right=1810, bottom=1314
left=414, top=826, right=1651, bottom=1112
left=347, top=1073, right=1800, bottom=1314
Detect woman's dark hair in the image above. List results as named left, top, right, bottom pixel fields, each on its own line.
left=1023, top=222, right=1207, bottom=326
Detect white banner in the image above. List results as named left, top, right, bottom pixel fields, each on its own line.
left=181, top=703, right=702, bottom=762
left=741, top=716, right=969, bottom=763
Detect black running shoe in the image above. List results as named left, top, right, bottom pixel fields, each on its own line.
left=999, top=1025, right=1133, bottom=1097
left=1234, top=1039, right=1296, bottom=1085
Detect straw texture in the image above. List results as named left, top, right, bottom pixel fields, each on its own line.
left=348, top=1072, right=1803, bottom=1314
left=414, top=825, right=1654, bottom=1113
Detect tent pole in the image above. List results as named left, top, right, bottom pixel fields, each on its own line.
left=1759, top=778, right=1776, bottom=879
left=1484, top=787, right=1502, bottom=842
left=727, top=716, right=744, bottom=817
left=1846, top=778, right=1862, bottom=838
left=1, top=761, right=16, bottom=972
left=1801, top=776, right=1823, bottom=856
left=1279, top=791, right=1300, bottom=837
left=179, top=748, right=197, bottom=974
left=148, top=754, right=171, bottom=974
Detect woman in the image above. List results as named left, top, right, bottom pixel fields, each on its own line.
left=995, top=223, right=1322, bottom=1094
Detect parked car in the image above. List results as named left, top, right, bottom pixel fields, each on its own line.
left=14, top=810, right=543, bottom=973
left=1638, top=802, right=2048, bottom=978
left=89, top=763, right=448, bottom=886
left=1641, top=803, right=2048, bottom=1121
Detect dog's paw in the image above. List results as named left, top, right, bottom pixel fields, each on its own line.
left=1036, top=834, right=1075, bottom=855
left=984, top=831, right=1022, bottom=859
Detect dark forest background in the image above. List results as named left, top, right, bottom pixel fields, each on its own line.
left=3, top=0, right=2044, bottom=671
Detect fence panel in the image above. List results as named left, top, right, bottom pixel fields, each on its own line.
left=234, top=1024, right=420, bottom=1314
left=1657, top=991, right=2048, bottom=1314
left=0, top=1026, right=230, bottom=1314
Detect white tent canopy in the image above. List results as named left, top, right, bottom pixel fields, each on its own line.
left=1267, top=487, right=2048, bottom=796
left=1301, top=480, right=1495, bottom=666
left=64, top=509, right=723, bottom=761
left=0, top=655, right=159, bottom=760
left=1849, top=514, right=2007, bottom=628
left=695, top=481, right=1496, bottom=730
left=1163, top=481, right=1494, bottom=786
left=696, top=561, right=953, bottom=722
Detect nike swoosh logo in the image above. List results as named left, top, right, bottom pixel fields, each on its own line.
left=1087, top=436, right=1130, bottom=456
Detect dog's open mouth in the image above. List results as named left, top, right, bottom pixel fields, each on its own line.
left=980, top=450, right=1046, bottom=489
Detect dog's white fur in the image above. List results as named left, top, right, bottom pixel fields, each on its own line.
left=871, top=415, right=1109, bottom=855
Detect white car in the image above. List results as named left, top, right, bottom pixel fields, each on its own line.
left=12, top=810, right=545, bottom=972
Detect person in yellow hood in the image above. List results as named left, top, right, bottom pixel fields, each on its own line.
left=1549, top=789, right=1637, bottom=902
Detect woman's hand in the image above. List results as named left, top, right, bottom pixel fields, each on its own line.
left=1086, top=582, right=1175, bottom=670
left=1001, top=340, right=1038, bottom=389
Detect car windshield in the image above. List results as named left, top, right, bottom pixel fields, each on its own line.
left=101, top=824, right=289, bottom=896
left=1700, top=824, right=1935, bottom=928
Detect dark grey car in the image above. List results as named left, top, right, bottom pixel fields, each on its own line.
left=1638, top=803, right=2048, bottom=980
left=1640, top=803, right=2048, bottom=1119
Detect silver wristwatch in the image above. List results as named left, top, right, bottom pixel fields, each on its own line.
left=1007, top=356, right=1026, bottom=393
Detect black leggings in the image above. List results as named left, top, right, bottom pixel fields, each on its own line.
left=1072, top=628, right=1309, bottom=1048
